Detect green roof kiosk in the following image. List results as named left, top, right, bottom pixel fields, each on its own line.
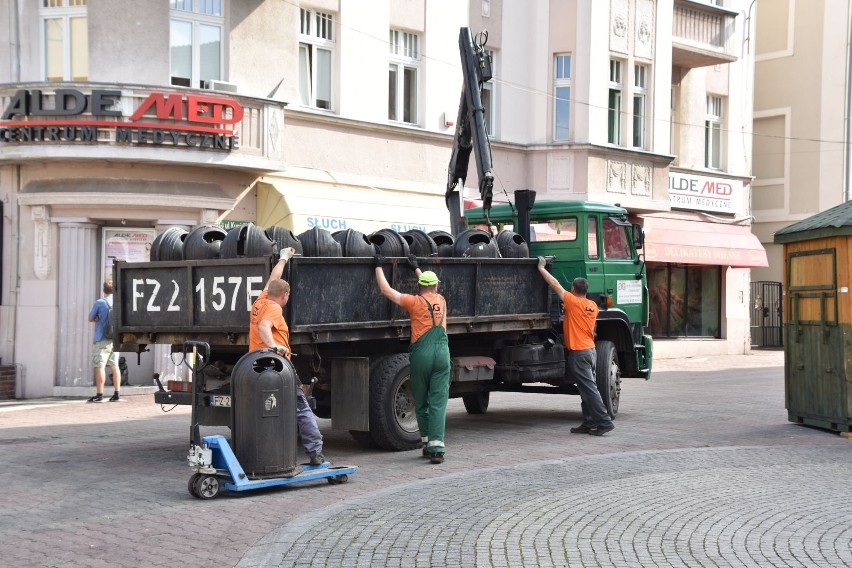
left=775, top=201, right=852, bottom=433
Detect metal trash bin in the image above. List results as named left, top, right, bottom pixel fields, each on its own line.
left=232, top=350, right=297, bottom=477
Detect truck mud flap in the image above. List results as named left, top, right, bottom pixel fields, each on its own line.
left=331, top=358, right=369, bottom=432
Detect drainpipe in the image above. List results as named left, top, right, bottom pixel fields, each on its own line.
left=846, top=1, right=852, bottom=202
left=13, top=0, right=21, bottom=82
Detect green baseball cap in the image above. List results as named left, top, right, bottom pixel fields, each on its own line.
left=418, top=271, right=440, bottom=286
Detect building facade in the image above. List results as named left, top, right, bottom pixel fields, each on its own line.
left=752, top=0, right=851, bottom=279
left=0, top=0, right=763, bottom=399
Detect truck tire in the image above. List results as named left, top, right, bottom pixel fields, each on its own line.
left=595, top=340, right=621, bottom=418
left=368, top=354, right=421, bottom=451
left=462, top=392, right=489, bottom=414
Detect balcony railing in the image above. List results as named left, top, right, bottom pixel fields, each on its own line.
left=672, top=0, right=738, bottom=68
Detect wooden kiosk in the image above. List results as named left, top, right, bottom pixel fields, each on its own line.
left=775, top=201, right=852, bottom=432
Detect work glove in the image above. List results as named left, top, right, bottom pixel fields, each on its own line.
left=406, top=254, right=419, bottom=270
left=537, top=256, right=547, bottom=269
left=280, top=247, right=295, bottom=262
left=374, top=254, right=387, bottom=267
left=272, top=345, right=289, bottom=356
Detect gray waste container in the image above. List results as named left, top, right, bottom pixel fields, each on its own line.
left=232, top=349, right=297, bottom=478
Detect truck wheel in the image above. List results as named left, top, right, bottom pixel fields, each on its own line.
left=368, top=354, right=421, bottom=451
left=462, top=392, right=489, bottom=414
left=595, top=340, right=621, bottom=417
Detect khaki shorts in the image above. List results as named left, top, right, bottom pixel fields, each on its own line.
left=92, top=340, right=119, bottom=369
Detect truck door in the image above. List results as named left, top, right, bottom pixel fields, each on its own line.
left=601, top=216, right=643, bottom=324
left=585, top=215, right=606, bottom=299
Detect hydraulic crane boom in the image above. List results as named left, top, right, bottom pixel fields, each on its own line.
left=446, top=27, right=494, bottom=236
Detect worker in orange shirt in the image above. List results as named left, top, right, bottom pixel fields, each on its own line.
left=249, top=247, right=327, bottom=465
left=374, top=254, right=451, bottom=464
left=537, top=257, right=614, bottom=436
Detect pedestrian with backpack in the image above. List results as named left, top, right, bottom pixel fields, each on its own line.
left=87, top=281, right=121, bottom=402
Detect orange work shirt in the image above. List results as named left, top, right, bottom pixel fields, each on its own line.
left=400, top=291, right=447, bottom=344
left=562, top=291, right=598, bottom=351
left=249, top=290, right=291, bottom=358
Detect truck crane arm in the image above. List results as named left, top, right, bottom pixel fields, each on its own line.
left=446, top=28, right=494, bottom=236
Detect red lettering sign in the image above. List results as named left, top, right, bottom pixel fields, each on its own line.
left=701, top=181, right=732, bottom=196
left=130, top=93, right=243, bottom=125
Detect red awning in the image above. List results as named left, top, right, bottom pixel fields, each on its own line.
left=640, top=217, right=768, bottom=268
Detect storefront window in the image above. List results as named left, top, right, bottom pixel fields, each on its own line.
left=648, top=264, right=721, bottom=338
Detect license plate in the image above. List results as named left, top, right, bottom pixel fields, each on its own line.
left=210, top=395, right=231, bottom=407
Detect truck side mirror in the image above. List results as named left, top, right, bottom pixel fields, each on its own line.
left=632, top=223, right=644, bottom=249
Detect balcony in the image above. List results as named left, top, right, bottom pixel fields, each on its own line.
left=0, top=83, right=287, bottom=172
left=672, top=0, right=739, bottom=69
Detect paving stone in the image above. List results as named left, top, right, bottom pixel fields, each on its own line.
left=4, top=351, right=850, bottom=567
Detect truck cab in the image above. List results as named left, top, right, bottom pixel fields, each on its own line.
left=465, top=199, right=652, bottom=390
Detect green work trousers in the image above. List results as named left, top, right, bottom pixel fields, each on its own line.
left=408, top=325, right=451, bottom=455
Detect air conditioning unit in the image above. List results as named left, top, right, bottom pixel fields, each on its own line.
left=201, top=80, right=239, bottom=94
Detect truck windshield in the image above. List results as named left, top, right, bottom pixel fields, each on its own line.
left=529, top=219, right=578, bottom=243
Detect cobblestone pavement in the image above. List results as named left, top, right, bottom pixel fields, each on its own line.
left=3, top=349, right=851, bottom=567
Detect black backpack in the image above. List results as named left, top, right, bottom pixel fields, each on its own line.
left=103, top=298, right=114, bottom=340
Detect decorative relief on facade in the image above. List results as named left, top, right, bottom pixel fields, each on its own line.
left=548, top=155, right=573, bottom=192
left=32, top=206, right=50, bottom=280
left=635, top=0, right=655, bottom=59
left=613, top=15, right=627, bottom=37
left=268, top=108, right=281, bottom=152
left=610, top=0, right=629, bottom=54
left=607, top=161, right=628, bottom=194
left=631, top=164, right=652, bottom=197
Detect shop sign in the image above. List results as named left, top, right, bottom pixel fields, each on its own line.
left=668, top=172, right=743, bottom=214
left=307, top=216, right=350, bottom=231
left=219, top=219, right=252, bottom=230
left=0, top=88, right=242, bottom=152
left=305, top=217, right=434, bottom=233
left=102, top=228, right=157, bottom=285
left=391, top=223, right=429, bottom=232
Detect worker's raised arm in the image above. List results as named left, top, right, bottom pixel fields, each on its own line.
left=407, top=254, right=423, bottom=278
left=374, top=255, right=402, bottom=305
left=537, top=257, right=566, bottom=298
left=264, top=247, right=295, bottom=292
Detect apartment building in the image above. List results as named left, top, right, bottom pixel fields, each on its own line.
left=0, top=0, right=763, bottom=398
left=751, top=0, right=851, bottom=345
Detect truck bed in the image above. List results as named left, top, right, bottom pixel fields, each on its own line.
left=114, top=256, right=551, bottom=351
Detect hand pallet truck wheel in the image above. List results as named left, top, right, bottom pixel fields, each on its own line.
left=188, top=473, right=203, bottom=497
left=194, top=474, right=221, bottom=499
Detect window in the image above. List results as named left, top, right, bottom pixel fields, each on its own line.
left=41, top=0, right=88, bottom=81
left=670, top=86, right=678, bottom=157
left=169, top=0, right=224, bottom=88
left=705, top=95, right=723, bottom=169
left=299, top=9, right=334, bottom=110
left=389, top=29, right=420, bottom=124
left=603, top=218, right=631, bottom=260
left=648, top=265, right=721, bottom=338
left=588, top=217, right=599, bottom=260
left=608, top=59, right=623, bottom=145
left=528, top=219, right=578, bottom=243
left=632, top=64, right=648, bottom=149
left=553, top=54, right=571, bottom=141
left=481, top=49, right=497, bottom=137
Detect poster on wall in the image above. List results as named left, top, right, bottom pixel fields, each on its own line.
left=102, top=228, right=157, bottom=285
